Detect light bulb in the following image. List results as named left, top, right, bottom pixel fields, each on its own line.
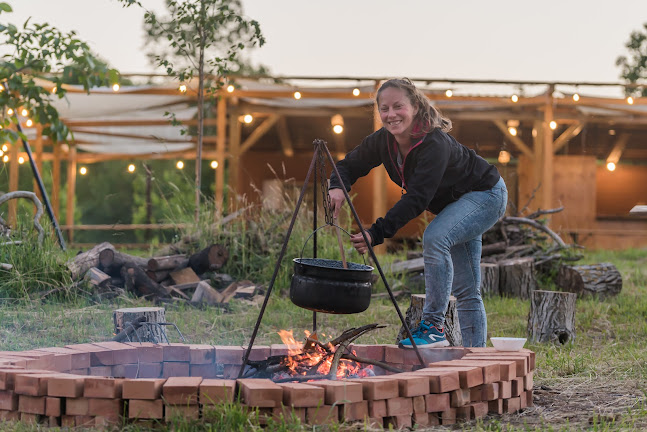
left=127, top=164, right=135, bottom=173
left=333, top=125, right=343, bottom=134
left=51, top=87, right=57, bottom=94
left=2, top=155, right=8, bottom=163
left=445, top=89, right=453, bottom=98
left=6, top=108, right=13, bottom=116
left=21, top=108, right=28, bottom=117
left=210, top=160, right=218, bottom=169
left=498, top=150, right=511, bottom=165
left=293, top=91, right=301, bottom=100
left=573, top=93, right=580, bottom=102
left=352, top=88, right=360, bottom=96
left=112, top=83, right=120, bottom=92
left=227, top=85, right=235, bottom=93
left=508, top=127, right=517, bottom=136
left=243, top=114, right=253, bottom=124
left=549, top=121, right=557, bottom=130
left=25, top=119, right=33, bottom=127
left=176, top=161, right=184, bottom=169
left=79, top=167, right=87, bottom=175
left=511, top=94, right=519, bottom=103
left=627, top=96, right=634, bottom=105
left=179, top=84, right=187, bottom=93
left=1, top=144, right=7, bottom=152
left=18, top=156, right=24, bottom=164
left=606, top=162, right=616, bottom=171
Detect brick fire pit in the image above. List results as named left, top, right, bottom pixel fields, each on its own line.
left=0, top=342, right=534, bottom=428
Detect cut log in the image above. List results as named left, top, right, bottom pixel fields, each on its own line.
left=188, top=244, right=229, bottom=274
left=389, top=257, right=424, bottom=274
left=120, top=263, right=170, bottom=300
left=99, top=248, right=148, bottom=277
left=499, top=257, right=537, bottom=300
left=85, top=267, right=111, bottom=289
left=66, top=242, right=114, bottom=280
left=527, top=290, right=576, bottom=344
left=191, top=281, right=224, bottom=305
left=220, top=280, right=255, bottom=304
left=556, top=262, right=622, bottom=299
left=396, top=294, right=462, bottom=347
left=147, top=255, right=189, bottom=272
left=169, top=267, right=201, bottom=285
left=113, top=307, right=168, bottom=343
left=145, top=269, right=171, bottom=283
left=480, top=263, right=499, bottom=297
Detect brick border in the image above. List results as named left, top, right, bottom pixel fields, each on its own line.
left=0, top=343, right=535, bottom=428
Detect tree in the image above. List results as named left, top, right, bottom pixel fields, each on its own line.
left=616, top=22, right=647, bottom=97
left=118, top=0, right=264, bottom=222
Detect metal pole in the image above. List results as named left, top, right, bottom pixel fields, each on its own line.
left=312, top=156, right=317, bottom=334
left=320, top=140, right=426, bottom=367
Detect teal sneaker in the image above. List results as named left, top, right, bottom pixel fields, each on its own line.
left=399, top=320, right=450, bottom=349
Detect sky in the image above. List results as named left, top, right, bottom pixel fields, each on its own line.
left=8, top=0, right=647, bottom=96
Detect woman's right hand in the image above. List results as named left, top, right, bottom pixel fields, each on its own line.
left=328, top=188, right=345, bottom=219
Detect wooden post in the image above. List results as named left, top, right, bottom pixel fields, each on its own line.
left=113, top=307, right=168, bottom=343
left=7, top=140, right=19, bottom=226
left=33, top=124, right=43, bottom=200
left=528, top=290, right=576, bottom=344
left=227, top=102, right=241, bottom=207
left=66, top=144, right=77, bottom=243
left=371, top=80, right=387, bottom=255
left=52, top=143, right=61, bottom=220
left=215, top=95, right=227, bottom=216
left=541, top=86, right=555, bottom=217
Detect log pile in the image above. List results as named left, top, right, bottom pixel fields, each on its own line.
left=65, top=242, right=264, bottom=308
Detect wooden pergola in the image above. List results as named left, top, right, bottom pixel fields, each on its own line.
left=4, top=75, right=647, bottom=245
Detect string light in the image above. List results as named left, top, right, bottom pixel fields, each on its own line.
left=511, top=94, right=519, bottom=103
left=243, top=114, right=253, bottom=124
left=25, top=119, right=33, bottom=127
left=176, top=161, right=184, bottom=169
left=293, top=91, right=302, bottom=100
left=18, top=156, right=24, bottom=164
left=227, top=85, right=235, bottom=93
left=112, top=83, right=120, bottom=92
left=1, top=144, right=7, bottom=152
left=79, top=167, right=87, bottom=175
left=352, top=88, right=360, bottom=96
left=2, top=155, right=8, bottom=163
left=127, top=164, right=135, bottom=173
left=210, top=160, right=218, bottom=169
left=445, top=89, right=453, bottom=98
left=51, top=87, right=57, bottom=94
left=20, top=108, right=28, bottom=117
left=508, top=127, right=517, bottom=136
left=498, top=150, right=511, bottom=165
left=6, top=108, right=13, bottom=116
left=606, top=162, right=616, bottom=171
left=549, top=121, right=557, bottom=130
left=573, top=93, right=580, bottom=102
left=179, top=84, right=187, bottom=93
left=609, top=129, right=616, bottom=136
left=0, top=150, right=3, bottom=157
left=627, top=96, right=634, bottom=105
left=331, top=114, right=344, bottom=134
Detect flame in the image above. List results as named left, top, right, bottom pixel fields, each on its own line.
left=277, top=329, right=303, bottom=356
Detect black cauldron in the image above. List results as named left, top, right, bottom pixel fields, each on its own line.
left=290, top=258, right=374, bottom=314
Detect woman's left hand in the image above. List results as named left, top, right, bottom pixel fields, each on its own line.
left=350, top=232, right=372, bottom=254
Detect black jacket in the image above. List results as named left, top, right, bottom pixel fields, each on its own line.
left=329, top=127, right=500, bottom=246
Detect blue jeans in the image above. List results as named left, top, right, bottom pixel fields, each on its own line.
left=422, top=177, right=508, bottom=347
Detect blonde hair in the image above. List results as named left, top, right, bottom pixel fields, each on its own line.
left=376, top=78, right=452, bottom=135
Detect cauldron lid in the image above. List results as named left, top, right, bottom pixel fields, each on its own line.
left=294, top=257, right=373, bottom=272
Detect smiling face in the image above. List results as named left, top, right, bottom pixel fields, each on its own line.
left=378, top=87, right=419, bottom=144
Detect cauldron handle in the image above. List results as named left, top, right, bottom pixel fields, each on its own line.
left=300, top=223, right=368, bottom=265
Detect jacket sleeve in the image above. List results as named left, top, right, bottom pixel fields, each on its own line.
left=367, top=136, right=451, bottom=246
left=329, top=133, right=384, bottom=191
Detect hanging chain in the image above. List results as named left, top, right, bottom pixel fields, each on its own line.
left=316, top=141, right=335, bottom=225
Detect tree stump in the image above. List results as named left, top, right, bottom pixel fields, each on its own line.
left=113, top=307, right=167, bottom=343
left=527, top=290, right=576, bottom=344
left=556, top=262, right=622, bottom=299
left=480, top=263, right=500, bottom=297
left=396, top=294, right=462, bottom=347
left=499, top=257, right=537, bottom=300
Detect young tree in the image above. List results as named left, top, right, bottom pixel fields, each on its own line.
left=118, top=0, right=264, bottom=222
left=616, top=22, right=647, bottom=97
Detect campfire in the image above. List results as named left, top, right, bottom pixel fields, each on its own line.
left=242, top=324, right=403, bottom=382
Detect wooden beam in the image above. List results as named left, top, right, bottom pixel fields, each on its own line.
left=239, top=114, right=280, bottom=154
left=493, top=120, right=534, bottom=158
left=227, top=104, right=241, bottom=199
left=215, top=96, right=227, bottom=214
left=33, top=124, right=43, bottom=200
left=66, top=144, right=77, bottom=244
left=7, top=140, right=19, bottom=226
left=541, top=87, right=555, bottom=214
left=606, top=133, right=630, bottom=164
left=276, top=116, right=294, bottom=157
left=553, top=122, right=584, bottom=153
left=64, top=118, right=222, bottom=128
left=52, top=144, right=61, bottom=220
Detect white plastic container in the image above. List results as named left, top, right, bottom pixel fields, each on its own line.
left=490, top=337, right=527, bottom=352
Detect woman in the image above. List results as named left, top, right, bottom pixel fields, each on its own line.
left=328, top=78, right=507, bottom=348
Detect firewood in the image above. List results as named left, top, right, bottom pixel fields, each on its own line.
left=85, top=267, right=111, bottom=289
left=556, top=262, right=622, bottom=299
left=498, top=257, right=537, bottom=300
left=145, top=269, right=171, bottom=283
left=220, top=280, right=254, bottom=303
left=191, top=281, right=224, bottom=305
left=188, top=244, right=229, bottom=274
left=389, top=257, right=424, bottom=274
left=527, top=290, right=576, bottom=344
left=147, top=255, right=189, bottom=272
left=169, top=267, right=201, bottom=285
left=99, top=247, right=148, bottom=278
left=396, top=294, right=462, bottom=347
left=120, top=263, right=171, bottom=300
left=66, top=242, right=114, bottom=280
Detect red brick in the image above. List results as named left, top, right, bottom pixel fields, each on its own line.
left=503, top=396, right=521, bottom=413
left=65, top=344, right=115, bottom=366
left=525, top=389, right=534, bottom=407
left=9, top=351, right=56, bottom=371
left=470, top=401, right=489, bottom=418
left=425, top=365, right=483, bottom=388
left=499, top=380, right=512, bottom=398
left=463, top=355, right=521, bottom=379
left=29, top=350, right=71, bottom=372
left=385, top=397, right=413, bottom=416
left=112, top=363, right=139, bottom=379
left=524, top=371, right=534, bottom=390
left=137, top=362, right=163, bottom=378
left=432, top=360, right=500, bottom=383
left=411, top=368, right=461, bottom=393
left=278, top=382, right=324, bottom=408
left=61, top=415, right=75, bottom=427
left=89, top=366, right=112, bottom=377
left=19, top=412, right=41, bottom=424
left=15, top=373, right=63, bottom=396
left=489, top=398, right=503, bottom=414
left=511, top=377, right=524, bottom=397
left=309, top=380, right=363, bottom=404
left=390, top=373, right=429, bottom=397
left=383, top=345, right=404, bottom=364
left=200, top=379, right=235, bottom=405
left=122, top=378, right=166, bottom=400
left=163, top=344, right=191, bottom=362
left=427, top=412, right=441, bottom=426
left=348, top=344, right=384, bottom=362
left=47, top=375, right=85, bottom=397
left=470, top=385, right=483, bottom=402
left=188, top=344, right=215, bottom=364
left=465, top=350, right=531, bottom=375
left=123, top=342, right=163, bottom=363
left=190, top=363, right=218, bottom=378
left=425, top=393, right=450, bottom=412
left=347, top=377, right=398, bottom=400
left=385, top=414, right=412, bottom=429
left=129, top=399, right=164, bottom=419
left=0, top=369, right=49, bottom=391
left=84, top=377, right=123, bottom=399
left=368, top=399, right=386, bottom=418
left=269, top=344, right=291, bottom=357
left=274, top=405, right=306, bottom=423
left=248, top=345, right=271, bottom=362
left=439, top=408, right=456, bottom=425
left=0, top=390, right=18, bottom=410
left=306, top=404, right=338, bottom=425
left=520, top=390, right=528, bottom=409
left=163, top=376, right=202, bottom=405
left=94, top=415, right=121, bottom=427
left=340, top=400, right=368, bottom=421
left=165, top=404, right=199, bottom=421
left=413, top=411, right=429, bottom=426
left=88, top=398, right=122, bottom=417
left=456, top=404, right=472, bottom=421
left=45, top=397, right=61, bottom=417
left=450, top=388, right=470, bottom=407
left=214, top=346, right=245, bottom=365
left=48, top=416, right=60, bottom=427
left=69, top=368, right=88, bottom=375
left=481, top=382, right=499, bottom=401
left=162, top=362, right=189, bottom=378
left=74, top=415, right=95, bottom=427
left=92, top=342, right=139, bottom=364
left=65, top=397, right=89, bottom=416
left=18, top=395, right=45, bottom=414
left=412, top=395, right=426, bottom=413
left=237, top=378, right=283, bottom=407
left=0, top=409, right=20, bottom=421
